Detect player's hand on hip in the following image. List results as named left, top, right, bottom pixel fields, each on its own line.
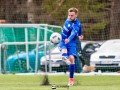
left=65, top=39, right=69, bottom=44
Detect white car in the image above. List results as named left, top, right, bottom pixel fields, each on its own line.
left=90, top=39, right=120, bottom=72
left=40, top=46, right=67, bottom=72
left=40, top=41, right=102, bottom=72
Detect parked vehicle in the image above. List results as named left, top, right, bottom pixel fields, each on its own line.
left=90, top=39, right=120, bottom=72
left=78, top=41, right=103, bottom=67
left=40, top=41, right=102, bottom=72
left=6, top=43, right=55, bottom=73
left=40, top=46, right=68, bottom=72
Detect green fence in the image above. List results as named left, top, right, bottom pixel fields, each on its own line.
left=0, top=24, right=62, bottom=73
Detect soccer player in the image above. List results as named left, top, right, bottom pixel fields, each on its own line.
left=58, top=7, right=82, bottom=86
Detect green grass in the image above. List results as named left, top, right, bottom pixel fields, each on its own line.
left=0, top=74, right=120, bottom=90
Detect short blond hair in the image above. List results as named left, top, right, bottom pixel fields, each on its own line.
left=68, top=7, right=78, bottom=15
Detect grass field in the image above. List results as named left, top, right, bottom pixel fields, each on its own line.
left=0, top=74, right=120, bottom=90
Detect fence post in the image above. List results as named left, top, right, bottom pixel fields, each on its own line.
left=25, top=27, right=29, bottom=71
left=0, top=44, right=1, bottom=73
left=48, top=43, right=52, bottom=73
left=1, top=44, right=6, bottom=74
left=44, top=24, right=48, bottom=73
left=35, top=26, right=40, bottom=73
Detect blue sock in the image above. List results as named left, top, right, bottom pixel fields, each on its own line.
left=69, top=64, right=75, bottom=78
left=62, top=53, right=68, bottom=59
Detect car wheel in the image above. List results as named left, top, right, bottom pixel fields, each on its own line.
left=13, top=59, right=27, bottom=73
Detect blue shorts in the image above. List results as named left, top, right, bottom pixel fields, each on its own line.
left=58, top=41, right=77, bottom=57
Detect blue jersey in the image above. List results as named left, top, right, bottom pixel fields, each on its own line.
left=60, top=18, right=82, bottom=46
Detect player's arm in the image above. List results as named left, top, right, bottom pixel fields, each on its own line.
left=68, top=27, right=78, bottom=41
left=65, top=25, right=79, bottom=44
left=78, top=23, right=83, bottom=40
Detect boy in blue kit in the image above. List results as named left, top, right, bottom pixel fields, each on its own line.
left=58, top=7, right=83, bottom=86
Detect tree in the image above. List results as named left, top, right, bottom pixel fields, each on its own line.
left=110, top=0, right=120, bottom=39
left=5, top=0, right=27, bottom=23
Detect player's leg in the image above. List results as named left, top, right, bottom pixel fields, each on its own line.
left=61, top=48, right=71, bottom=64
left=58, top=41, right=68, bottom=58
left=67, top=47, right=76, bottom=86
left=68, top=55, right=75, bottom=86
left=61, top=48, right=68, bottom=60
left=58, top=42, right=70, bottom=64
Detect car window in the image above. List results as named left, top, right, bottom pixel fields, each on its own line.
left=84, top=44, right=94, bottom=52
left=83, top=43, right=101, bottom=53
left=99, top=40, right=120, bottom=50
left=38, top=43, right=56, bottom=52
left=98, top=43, right=120, bottom=51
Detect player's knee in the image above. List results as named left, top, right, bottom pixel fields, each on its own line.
left=62, top=48, right=67, bottom=53
left=69, top=55, right=75, bottom=64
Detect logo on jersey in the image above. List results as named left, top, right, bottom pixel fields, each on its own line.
left=68, top=24, right=70, bottom=27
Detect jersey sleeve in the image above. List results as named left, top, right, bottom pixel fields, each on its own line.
left=68, top=24, right=79, bottom=41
